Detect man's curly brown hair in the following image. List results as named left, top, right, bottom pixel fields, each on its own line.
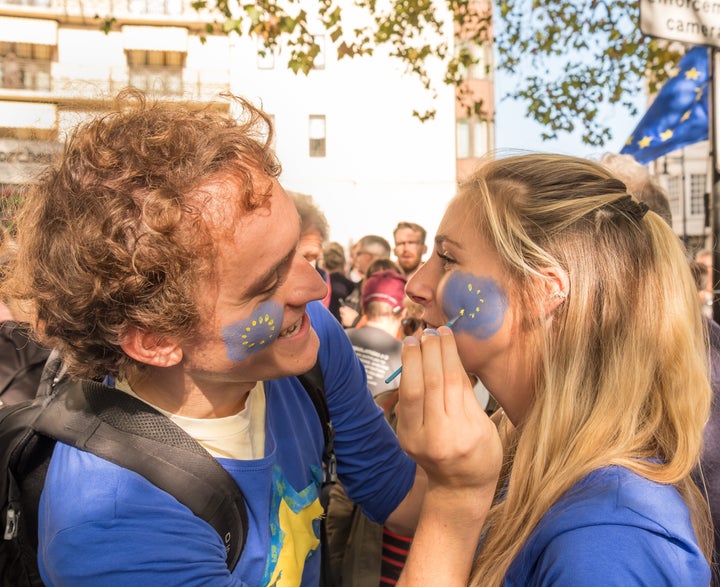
left=3, top=88, right=281, bottom=379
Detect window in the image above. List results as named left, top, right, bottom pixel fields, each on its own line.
left=127, top=50, right=183, bottom=95
left=666, top=175, right=682, bottom=217
left=309, top=115, right=326, bottom=158
left=0, top=42, right=52, bottom=91
left=690, top=173, right=707, bottom=216
left=456, top=118, right=490, bottom=159
left=457, top=41, right=493, bottom=80
left=127, top=0, right=183, bottom=15
left=468, top=43, right=493, bottom=80
left=457, top=120, right=470, bottom=158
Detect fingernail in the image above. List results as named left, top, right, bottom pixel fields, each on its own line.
left=422, top=328, right=439, bottom=337
left=403, top=336, right=420, bottom=346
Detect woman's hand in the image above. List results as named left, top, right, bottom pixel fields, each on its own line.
left=394, top=326, right=502, bottom=586
left=396, top=326, right=502, bottom=494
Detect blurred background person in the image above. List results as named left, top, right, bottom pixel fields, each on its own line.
left=0, top=226, right=51, bottom=405
left=393, top=221, right=427, bottom=279
left=339, top=241, right=394, bottom=329
left=322, top=241, right=357, bottom=324
left=347, top=242, right=363, bottom=284
left=691, top=260, right=715, bottom=321
left=351, top=235, right=391, bottom=282
left=696, top=249, right=715, bottom=320
left=599, top=153, right=673, bottom=225
left=289, top=190, right=332, bottom=309
left=345, top=269, right=406, bottom=398
left=343, top=258, right=404, bottom=330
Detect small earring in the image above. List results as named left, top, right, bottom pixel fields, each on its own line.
left=549, top=290, right=567, bottom=300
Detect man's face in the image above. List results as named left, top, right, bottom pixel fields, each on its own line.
left=181, top=174, right=328, bottom=388
left=394, top=227, right=427, bottom=274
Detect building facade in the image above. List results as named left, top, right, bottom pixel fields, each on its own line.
left=0, top=0, right=494, bottom=246
left=650, top=141, right=711, bottom=254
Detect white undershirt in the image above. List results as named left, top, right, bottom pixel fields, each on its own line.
left=115, top=379, right=266, bottom=460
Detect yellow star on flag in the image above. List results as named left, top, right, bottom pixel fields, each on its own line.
left=686, top=67, right=700, bottom=80
left=638, top=136, right=652, bottom=148
left=660, top=129, right=673, bottom=141
left=681, top=110, right=691, bottom=122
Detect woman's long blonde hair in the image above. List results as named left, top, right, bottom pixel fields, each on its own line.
left=460, top=154, right=712, bottom=585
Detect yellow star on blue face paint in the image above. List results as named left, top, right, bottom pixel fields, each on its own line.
left=241, top=313, right=277, bottom=350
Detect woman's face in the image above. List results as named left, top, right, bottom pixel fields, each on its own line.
left=405, top=201, right=534, bottom=423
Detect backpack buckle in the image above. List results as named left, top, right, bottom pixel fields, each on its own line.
left=3, top=506, right=18, bottom=540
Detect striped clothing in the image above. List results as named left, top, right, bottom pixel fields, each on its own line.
left=379, top=527, right=412, bottom=586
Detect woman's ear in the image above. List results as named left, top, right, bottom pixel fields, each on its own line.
left=121, top=327, right=183, bottom=367
left=539, top=266, right=569, bottom=315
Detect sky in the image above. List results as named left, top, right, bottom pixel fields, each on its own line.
left=493, top=69, right=647, bottom=160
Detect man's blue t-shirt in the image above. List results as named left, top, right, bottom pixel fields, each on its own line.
left=37, top=302, right=416, bottom=586
left=505, top=465, right=710, bottom=586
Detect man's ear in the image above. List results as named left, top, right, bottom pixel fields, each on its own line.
left=121, top=327, right=183, bottom=368
left=539, top=266, right=570, bottom=315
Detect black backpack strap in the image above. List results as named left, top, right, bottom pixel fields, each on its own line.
left=33, top=379, right=248, bottom=571
left=297, top=360, right=336, bottom=587
left=297, top=360, right=336, bottom=493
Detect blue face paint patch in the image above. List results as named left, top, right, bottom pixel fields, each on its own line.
left=441, top=271, right=507, bottom=339
left=222, top=300, right=283, bottom=362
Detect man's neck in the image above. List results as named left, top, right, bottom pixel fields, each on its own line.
left=125, top=365, right=256, bottom=418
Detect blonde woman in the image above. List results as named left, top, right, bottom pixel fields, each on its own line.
left=395, top=153, right=713, bottom=585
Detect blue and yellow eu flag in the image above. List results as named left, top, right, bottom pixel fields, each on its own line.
left=621, top=46, right=709, bottom=165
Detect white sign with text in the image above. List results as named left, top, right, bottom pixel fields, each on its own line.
left=641, top=0, right=720, bottom=47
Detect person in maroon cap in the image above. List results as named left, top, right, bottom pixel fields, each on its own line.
left=345, top=269, right=407, bottom=398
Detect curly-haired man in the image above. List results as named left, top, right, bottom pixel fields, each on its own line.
left=4, top=89, right=422, bottom=586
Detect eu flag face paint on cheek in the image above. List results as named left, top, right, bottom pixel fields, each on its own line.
left=222, top=300, right=284, bottom=362
left=441, top=271, right=508, bottom=339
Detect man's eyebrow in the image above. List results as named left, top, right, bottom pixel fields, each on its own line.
left=246, top=247, right=296, bottom=295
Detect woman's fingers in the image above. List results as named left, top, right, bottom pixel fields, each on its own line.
left=437, top=325, right=470, bottom=417
left=397, top=327, right=473, bottom=453
left=396, top=336, right=423, bottom=435
left=419, top=330, right=446, bottom=424
left=397, top=327, right=501, bottom=490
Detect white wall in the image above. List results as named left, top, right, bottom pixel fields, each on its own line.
left=228, top=18, right=458, bottom=251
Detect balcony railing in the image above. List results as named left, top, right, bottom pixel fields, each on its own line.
left=0, top=0, right=219, bottom=22
left=0, top=57, right=51, bottom=91
left=0, top=0, right=51, bottom=7
left=128, top=66, right=183, bottom=96
left=36, top=63, right=231, bottom=101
